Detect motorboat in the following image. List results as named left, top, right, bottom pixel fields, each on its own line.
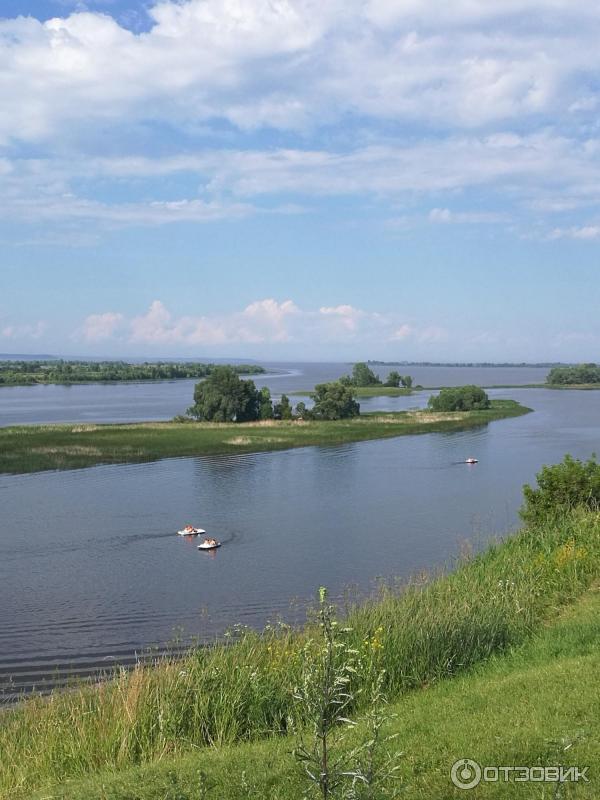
left=177, top=526, right=206, bottom=536
left=198, top=538, right=221, bottom=550
left=465, top=458, right=478, bottom=464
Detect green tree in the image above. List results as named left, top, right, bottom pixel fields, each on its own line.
left=351, top=362, right=381, bottom=386
left=295, top=401, right=308, bottom=419
left=258, top=387, right=274, bottom=420
left=274, top=394, right=293, bottom=420
left=384, top=370, right=401, bottom=388
left=546, top=363, right=600, bottom=385
left=520, top=454, right=600, bottom=525
left=428, top=385, right=490, bottom=412
left=187, top=366, right=260, bottom=422
left=400, top=374, right=413, bottom=389
left=312, top=382, right=360, bottom=420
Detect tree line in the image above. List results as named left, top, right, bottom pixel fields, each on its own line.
left=0, top=360, right=265, bottom=385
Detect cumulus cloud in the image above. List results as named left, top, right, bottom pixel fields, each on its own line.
left=1, top=0, right=600, bottom=145
left=78, top=299, right=440, bottom=348
left=1, top=321, right=46, bottom=339
left=82, top=311, right=124, bottom=341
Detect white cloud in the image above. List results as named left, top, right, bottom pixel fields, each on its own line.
left=1, top=321, right=46, bottom=340
left=2, top=2, right=600, bottom=240
left=82, top=311, right=124, bottom=341
left=80, top=299, right=437, bottom=348
left=2, top=130, right=600, bottom=236
left=548, top=225, right=600, bottom=240
left=318, top=305, right=366, bottom=334
left=129, top=298, right=301, bottom=345
left=429, top=208, right=507, bottom=224
left=1, top=0, right=600, bottom=147
left=389, top=324, right=412, bottom=341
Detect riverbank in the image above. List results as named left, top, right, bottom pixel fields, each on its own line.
left=0, top=399, right=530, bottom=474
left=2, top=506, right=598, bottom=798
left=29, top=588, right=600, bottom=800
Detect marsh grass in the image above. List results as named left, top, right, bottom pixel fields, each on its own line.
left=0, top=400, right=529, bottom=475
left=1, top=508, right=598, bottom=798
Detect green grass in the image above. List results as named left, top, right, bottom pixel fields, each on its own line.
left=0, top=399, right=529, bottom=475
left=2, top=507, right=599, bottom=799
left=37, top=588, right=600, bottom=799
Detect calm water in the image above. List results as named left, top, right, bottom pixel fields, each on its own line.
left=0, top=371, right=598, bottom=700
left=0, top=363, right=549, bottom=427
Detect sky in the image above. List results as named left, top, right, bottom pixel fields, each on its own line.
left=1, top=0, right=600, bottom=361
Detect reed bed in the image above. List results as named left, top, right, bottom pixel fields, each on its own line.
left=1, top=508, right=598, bottom=798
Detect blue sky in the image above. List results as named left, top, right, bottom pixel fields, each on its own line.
left=1, top=1, right=600, bottom=360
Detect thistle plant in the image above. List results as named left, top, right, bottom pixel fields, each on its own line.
left=293, top=587, right=360, bottom=798
left=293, top=588, right=402, bottom=799
left=342, top=671, right=403, bottom=799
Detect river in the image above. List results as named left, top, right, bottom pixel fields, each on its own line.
left=0, top=365, right=597, bottom=701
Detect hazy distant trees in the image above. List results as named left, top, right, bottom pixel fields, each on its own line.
left=428, top=385, right=490, bottom=412
left=0, top=360, right=264, bottom=386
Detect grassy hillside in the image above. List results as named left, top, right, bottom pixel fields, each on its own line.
left=2, top=507, right=598, bottom=799
left=0, top=399, right=529, bottom=474
left=32, top=588, right=600, bottom=799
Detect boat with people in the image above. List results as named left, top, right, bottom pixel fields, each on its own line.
left=465, top=458, right=478, bottom=464
left=198, top=537, right=221, bottom=550
left=177, top=525, right=206, bottom=536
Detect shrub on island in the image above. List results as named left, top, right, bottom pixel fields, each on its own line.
left=428, top=385, right=491, bottom=412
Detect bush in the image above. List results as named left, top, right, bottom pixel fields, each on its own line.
left=521, top=454, right=600, bottom=525
left=427, top=385, right=490, bottom=412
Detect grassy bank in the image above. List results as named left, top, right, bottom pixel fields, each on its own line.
left=2, top=507, right=599, bottom=798
left=546, top=383, right=600, bottom=390
left=0, top=399, right=529, bottom=475
left=31, top=587, right=600, bottom=799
